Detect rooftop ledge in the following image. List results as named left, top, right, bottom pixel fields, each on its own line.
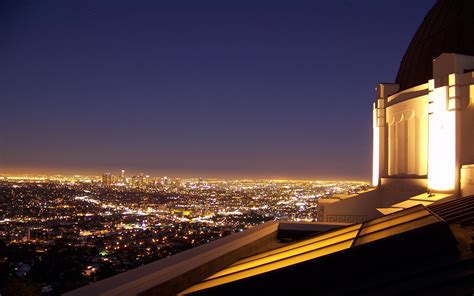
left=318, top=188, right=377, bottom=204
left=65, top=220, right=345, bottom=296
left=386, top=83, right=429, bottom=105
left=65, top=221, right=279, bottom=296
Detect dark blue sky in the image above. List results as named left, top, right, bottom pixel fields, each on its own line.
left=1, top=0, right=435, bottom=180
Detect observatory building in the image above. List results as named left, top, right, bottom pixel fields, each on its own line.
left=67, top=1, right=474, bottom=295
left=318, top=0, right=474, bottom=223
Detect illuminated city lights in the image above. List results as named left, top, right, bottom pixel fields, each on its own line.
left=0, top=173, right=368, bottom=293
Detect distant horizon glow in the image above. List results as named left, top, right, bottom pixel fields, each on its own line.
left=0, top=166, right=369, bottom=182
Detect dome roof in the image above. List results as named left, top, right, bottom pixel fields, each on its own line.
left=396, top=0, right=474, bottom=90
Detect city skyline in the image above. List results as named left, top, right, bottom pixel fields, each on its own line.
left=1, top=1, right=434, bottom=180
left=0, top=167, right=370, bottom=182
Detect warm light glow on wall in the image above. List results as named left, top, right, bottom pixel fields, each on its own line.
left=428, top=87, right=456, bottom=191
left=372, top=105, right=379, bottom=186
left=372, top=127, right=379, bottom=186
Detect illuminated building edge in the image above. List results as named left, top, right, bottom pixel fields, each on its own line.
left=319, top=53, right=474, bottom=223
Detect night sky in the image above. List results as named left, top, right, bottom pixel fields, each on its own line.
left=1, top=0, right=435, bottom=180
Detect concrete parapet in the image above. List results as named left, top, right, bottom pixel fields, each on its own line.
left=317, top=189, right=381, bottom=223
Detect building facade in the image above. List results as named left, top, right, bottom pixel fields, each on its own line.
left=319, top=0, right=474, bottom=222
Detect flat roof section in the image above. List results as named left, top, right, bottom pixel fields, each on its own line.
left=180, top=205, right=456, bottom=295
